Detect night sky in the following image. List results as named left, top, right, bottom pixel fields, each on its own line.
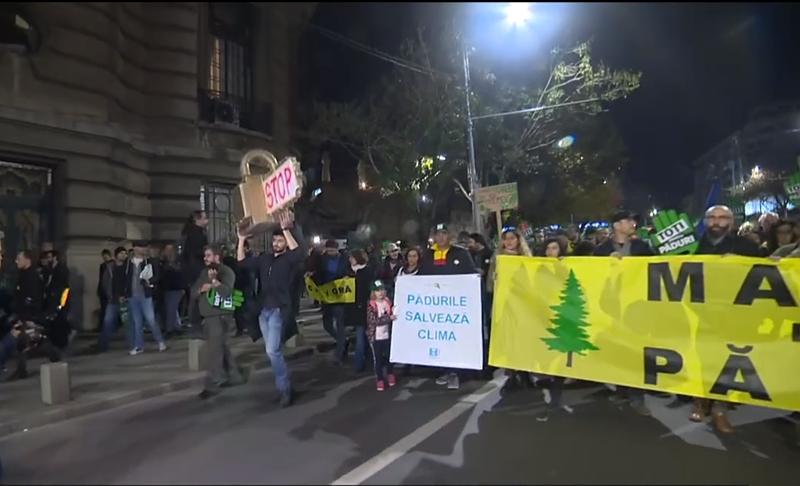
left=306, top=2, right=800, bottom=210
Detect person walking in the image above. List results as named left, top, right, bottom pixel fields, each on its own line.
left=487, top=228, right=534, bottom=392
left=311, top=239, right=350, bottom=364
left=236, top=211, right=305, bottom=408
left=161, top=243, right=185, bottom=339
left=689, top=205, right=761, bottom=433
left=126, top=240, right=167, bottom=355
left=98, top=247, right=129, bottom=353
left=96, top=249, right=112, bottom=331
left=395, top=246, right=422, bottom=377
left=377, top=243, right=404, bottom=300
left=182, top=210, right=209, bottom=335
left=419, top=223, right=477, bottom=390
left=194, top=245, right=245, bottom=399
left=348, top=249, right=376, bottom=373
left=593, top=210, right=654, bottom=416
left=366, top=279, right=397, bottom=391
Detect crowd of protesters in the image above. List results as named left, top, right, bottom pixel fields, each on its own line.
left=1, top=204, right=798, bottom=428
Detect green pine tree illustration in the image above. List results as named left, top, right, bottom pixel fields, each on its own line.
left=541, top=269, right=598, bottom=367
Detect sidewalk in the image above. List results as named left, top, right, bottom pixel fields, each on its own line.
left=0, top=307, right=330, bottom=438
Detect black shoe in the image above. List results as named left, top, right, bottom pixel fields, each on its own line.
left=198, top=389, right=219, bottom=400
left=279, top=390, right=293, bottom=408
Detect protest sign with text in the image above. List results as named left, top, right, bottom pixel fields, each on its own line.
left=490, top=255, right=800, bottom=411
left=390, top=274, right=483, bottom=370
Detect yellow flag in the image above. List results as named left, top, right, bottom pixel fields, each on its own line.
left=305, top=276, right=356, bottom=304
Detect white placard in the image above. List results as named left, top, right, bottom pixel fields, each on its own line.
left=390, top=274, right=483, bottom=370
left=263, top=158, right=301, bottom=214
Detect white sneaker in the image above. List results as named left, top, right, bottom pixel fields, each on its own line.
left=129, top=348, right=143, bottom=356
left=435, top=374, right=449, bottom=386
left=542, top=388, right=552, bottom=404
left=158, top=342, right=168, bottom=352
left=561, top=405, right=574, bottom=414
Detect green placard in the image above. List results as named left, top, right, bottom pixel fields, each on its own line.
left=649, top=210, right=699, bottom=255
left=206, top=289, right=245, bottom=311
left=785, top=171, right=800, bottom=206
left=475, top=183, right=519, bottom=213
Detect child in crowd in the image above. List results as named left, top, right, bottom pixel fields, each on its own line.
left=366, top=280, right=397, bottom=391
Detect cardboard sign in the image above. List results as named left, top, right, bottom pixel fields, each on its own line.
left=786, top=171, right=800, bottom=206
left=476, top=183, right=519, bottom=213
left=264, top=157, right=302, bottom=215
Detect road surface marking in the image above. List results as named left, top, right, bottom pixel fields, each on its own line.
left=331, top=374, right=505, bottom=485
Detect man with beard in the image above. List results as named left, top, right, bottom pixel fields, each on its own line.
left=689, top=205, right=761, bottom=433
left=236, top=211, right=305, bottom=408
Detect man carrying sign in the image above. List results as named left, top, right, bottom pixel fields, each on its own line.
left=194, top=245, right=244, bottom=400
left=420, top=223, right=477, bottom=390
left=237, top=211, right=305, bottom=408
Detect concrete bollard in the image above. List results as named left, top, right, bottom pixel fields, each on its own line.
left=40, top=362, right=71, bottom=405
left=188, top=339, right=206, bottom=371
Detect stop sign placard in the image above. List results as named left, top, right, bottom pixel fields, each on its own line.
left=262, top=158, right=301, bottom=214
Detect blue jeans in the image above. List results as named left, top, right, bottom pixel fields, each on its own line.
left=164, top=290, right=184, bottom=332
left=128, top=296, right=164, bottom=350
left=99, top=303, right=120, bottom=351
left=354, top=326, right=368, bottom=372
left=258, top=307, right=291, bottom=394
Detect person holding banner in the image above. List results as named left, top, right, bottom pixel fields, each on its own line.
left=690, top=205, right=761, bottom=433
left=420, top=223, right=477, bottom=390
left=593, top=210, right=654, bottom=417
left=236, top=211, right=305, bottom=408
left=488, top=227, right=534, bottom=392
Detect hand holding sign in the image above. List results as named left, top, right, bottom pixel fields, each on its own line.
left=650, top=210, right=699, bottom=255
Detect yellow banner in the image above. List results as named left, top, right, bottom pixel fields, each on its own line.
left=489, top=255, right=800, bottom=411
left=305, top=276, right=356, bottom=304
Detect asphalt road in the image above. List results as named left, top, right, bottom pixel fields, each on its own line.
left=1, top=354, right=798, bottom=485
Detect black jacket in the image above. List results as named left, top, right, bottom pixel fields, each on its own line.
left=348, top=263, right=376, bottom=328
left=593, top=239, right=655, bottom=257
left=160, top=259, right=186, bottom=291
left=238, top=226, right=306, bottom=312
left=419, top=245, right=477, bottom=275
left=696, top=233, right=762, bottom=257
left=14, top=267, right=43, bottom=321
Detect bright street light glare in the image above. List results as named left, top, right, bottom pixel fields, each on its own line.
left=503, top=3, right=532, bottom=28
left=556, top=135, right=575, bottom=149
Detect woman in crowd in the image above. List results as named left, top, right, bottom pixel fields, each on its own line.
left=397, top=247, right=422, bottom=277
left=536, top=237, right=573, bottom=422
left=767, top=220, right=798, bottom=255
left=348, top=249, right=376, bottom=373
left=161, top=243, right=185, bottom=338
left=487, top=227, right=533, bottom=392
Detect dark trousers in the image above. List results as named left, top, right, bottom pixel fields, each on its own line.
left=369, top=338, right=392, bottom=381
left=203, top=315, right=242, bottom=391
left=98, top=295, right=108, bottom=332
left=322, top=304, right=347, bottom=361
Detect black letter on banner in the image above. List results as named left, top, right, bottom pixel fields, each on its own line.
left=643, top=347, right=683, bottom=385
left=647, top=262, right=705, bottom=303
left=733, top=265, right=797, bottom=307
left=709, top=344, right=771, bottom=401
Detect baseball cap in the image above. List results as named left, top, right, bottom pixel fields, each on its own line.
left=371, top=279, right=386, bottom=292
left=433, top=223, right=449, bottom=233
left=610, top=210, right=638, bottom=224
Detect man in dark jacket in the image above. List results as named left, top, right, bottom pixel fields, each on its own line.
left=96, top=249, right=112, bottom=331
left=182, top=210, right=209, bottom=332
left=13, top=250, right=43, bottom=323
left=98, top=247, right=129, bottom=352
left=420, top=223, right=477, bottom=390
left=593, top=210, right=654, bottom=416
left=194, top=245, right=244, bottom=399
left=689, top=205, right=761, bottom=434
left=236, top=211, right=305, bottom=408
left=312, top=239, right=350, bottom=364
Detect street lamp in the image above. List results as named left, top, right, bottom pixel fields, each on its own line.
left=503, top=3, right=533, bottom=27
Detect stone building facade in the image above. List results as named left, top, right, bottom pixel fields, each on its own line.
left=0, top=2, right=315, bottom=329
